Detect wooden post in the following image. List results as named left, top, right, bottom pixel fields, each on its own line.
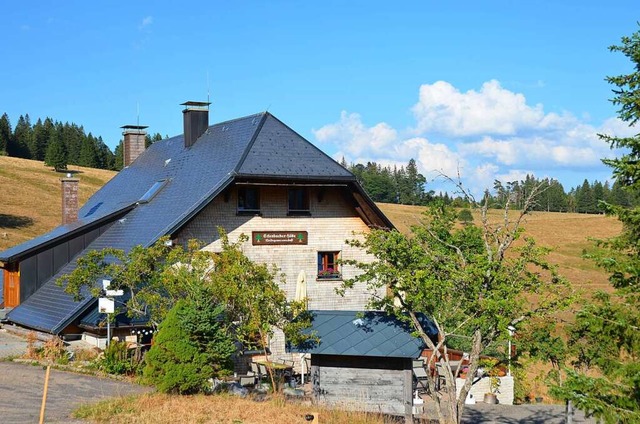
left=39, top=365, right=51, bottom=424
left=403, top=361, right=414, bottom=423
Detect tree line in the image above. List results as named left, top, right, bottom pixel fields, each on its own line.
left=0, top=113, right=163, bottom=171
left=344, top=159, right=639, bottom=213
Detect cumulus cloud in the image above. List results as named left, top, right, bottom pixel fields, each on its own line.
left=411, top=80, right=545, bottom=137
left=314, top=111, right=396, bottom=156
left=314, top=80, right=633, bottom=194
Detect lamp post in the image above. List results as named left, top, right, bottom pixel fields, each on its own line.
left=507, top=325, right=516, bottom=376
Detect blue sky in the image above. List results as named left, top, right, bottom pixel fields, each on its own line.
left=3, top=1, right=638, bottom=195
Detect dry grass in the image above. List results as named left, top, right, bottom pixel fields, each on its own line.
left=0, top=156, right=115, bottom=251
left=73, top=393, right=389, bottom=424
left=378, top=203, right=621, bottom=290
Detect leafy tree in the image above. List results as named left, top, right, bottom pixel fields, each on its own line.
left=58, top=232, right=312, bottom=392
left=457, top=208, right=473, bottom=225
left=44, top=132, right=67, bottom=171
left=143, top=299, right=236, bottom=394
left=341, top=184, right=571, bottom=424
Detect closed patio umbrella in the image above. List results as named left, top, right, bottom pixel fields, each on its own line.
left=294, top=270, right=307, bottom=306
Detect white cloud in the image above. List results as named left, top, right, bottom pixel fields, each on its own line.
left=315, top=80, right=623, bottom=195
left=411, top=80, right=545, bottom=136
left=313, top=111, right=397, bottom=156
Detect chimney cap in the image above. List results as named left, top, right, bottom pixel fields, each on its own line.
left=121, top=125, right=148, bottom=131
left=181, top=101, right=210, bottom=111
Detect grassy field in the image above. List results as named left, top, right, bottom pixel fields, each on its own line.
left=73, top=393, right=387, bottom=424
left=378, top=203, right=621, bottom=291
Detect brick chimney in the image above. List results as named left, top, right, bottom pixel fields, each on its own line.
left=61, top=174, right=79, bottom=225
left=181, top=101, right=210, bottom=148
left=121, top=125, right=148, bottom=167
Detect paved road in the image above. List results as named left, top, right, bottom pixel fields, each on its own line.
left=461, top=403, right=596, bottom=423
left=0, top=361, right=150, bottom=423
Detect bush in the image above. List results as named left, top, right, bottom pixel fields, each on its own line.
left=100, top=340, right=142, bottom=375
left=142, top=300, right=236, bottom=394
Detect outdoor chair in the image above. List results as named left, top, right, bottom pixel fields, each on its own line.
left=412, top=359, right=430, bottom=394
left=250, top=362, right=264, bottom=382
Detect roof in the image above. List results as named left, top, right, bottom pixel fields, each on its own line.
left=4, top=112, right=393, bottom=334
left=289, top=310, right=438, bottom=359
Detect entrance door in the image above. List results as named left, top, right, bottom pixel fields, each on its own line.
left=3, top=266, right=20, bottom=307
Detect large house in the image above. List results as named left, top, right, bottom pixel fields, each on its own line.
left=0, top=102, right=393, bottom=351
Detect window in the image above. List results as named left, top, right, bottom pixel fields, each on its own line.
left=237, top=187, right=260, bottom=213
left=288, top=188, right=310, bottom=215
left=318, top=251, right=341, bottom=280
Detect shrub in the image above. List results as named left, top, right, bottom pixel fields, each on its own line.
left=100, top=340, right=142, bottom=375
left=143, top=299, right=236, bottom=394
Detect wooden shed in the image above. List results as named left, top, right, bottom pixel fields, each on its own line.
left=290, top=310, right=438, bottom=422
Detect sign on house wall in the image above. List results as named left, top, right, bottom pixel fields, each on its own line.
left=252, top=231, right=308, bottom=245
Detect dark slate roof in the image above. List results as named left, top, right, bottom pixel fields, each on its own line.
left=5, top=112, right=391, bottom=334
left=289, top=310, right=438, bottom=359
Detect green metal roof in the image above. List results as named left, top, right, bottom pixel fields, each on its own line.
left=289, top=310, right=438, bottom=359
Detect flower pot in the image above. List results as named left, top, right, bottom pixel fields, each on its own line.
left=483, top=393, right=498, bottom=404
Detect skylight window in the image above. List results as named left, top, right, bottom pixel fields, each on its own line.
left=138, top=180, right=168, bottom=204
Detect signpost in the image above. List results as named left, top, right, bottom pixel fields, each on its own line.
left=100, top=279, right=123, bottom=347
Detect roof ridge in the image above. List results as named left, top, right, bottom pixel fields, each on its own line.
left=233, top=113, right=269, bottom=174
left=210, top=112, right=266, bottom=128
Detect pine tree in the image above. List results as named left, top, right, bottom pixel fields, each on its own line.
left=78, top=135, right=98, bottom=168
left=11, top=114, right=32, bottom=158
left=44, top=132, right=68, bottom=171
left=0, top=113, right=11, bottom=155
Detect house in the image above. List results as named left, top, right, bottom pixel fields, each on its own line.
left=290, top=310, right=438, bottom=421
left=0, top=102, right=393, bottom=351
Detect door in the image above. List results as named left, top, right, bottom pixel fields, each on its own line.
left=3, top=266, right=20, bottom=307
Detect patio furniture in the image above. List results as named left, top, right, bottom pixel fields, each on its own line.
left=238, top=373, right=257, bottom=387
left=412, top=359, right=430, bottom=394
left=435, top=360, right=462, bottom=391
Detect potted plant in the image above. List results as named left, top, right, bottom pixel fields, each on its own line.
left=481, top=359, right=501, bottom=404
left=483, top=375, right=501, bottom=404
left=317, top=268, right=341, bottom=279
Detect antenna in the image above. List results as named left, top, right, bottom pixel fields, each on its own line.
left=206, top=70, right=210, bottom=105
left=136, top=101, right=140, bottom=127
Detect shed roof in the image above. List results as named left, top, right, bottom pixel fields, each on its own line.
left=289, top=310, right=438, bottom=359
left=3, top=112, right=393, bottom=334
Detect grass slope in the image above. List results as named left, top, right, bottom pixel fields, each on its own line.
left=378, top=202, right=621, bottom=290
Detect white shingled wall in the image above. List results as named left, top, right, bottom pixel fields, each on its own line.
left=176, top=185, right=384, bottom=360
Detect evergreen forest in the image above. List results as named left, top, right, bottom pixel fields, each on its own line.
left=0, top=112, right=163, bottom=172
left=343, top=159, right=639, bottom=213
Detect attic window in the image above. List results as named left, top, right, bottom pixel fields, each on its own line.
left=138, top=180, right=168, bottom=204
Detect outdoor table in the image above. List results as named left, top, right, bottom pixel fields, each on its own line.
left=253, top=360, right=294, bottom=384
